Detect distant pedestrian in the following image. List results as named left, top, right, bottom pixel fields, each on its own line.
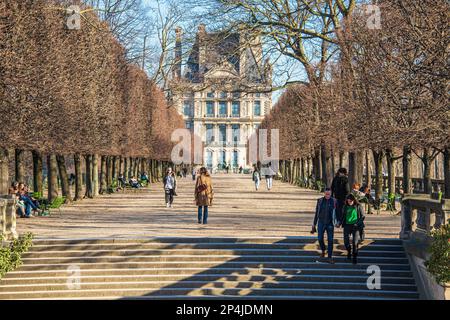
left=342, top=194, right=366, bottom=264
left=192, top=167, right=197, bottom=181
left=163, top=167, right=177, bottom=208
left=331, top=168, right=350, bottom=224
left=311, top=188, right=338, bottom=264
left=252, top=165, right=261, bottom=191
left=239, top=166, right=243, bottom=174
left=264, top=163, right=275, bottom=190
left=195, top=167, right=214, bottom=224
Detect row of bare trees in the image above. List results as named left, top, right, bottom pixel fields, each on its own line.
left=0, top=0, right=184, bottom=201
left=259, top=0, right=449, bottom=200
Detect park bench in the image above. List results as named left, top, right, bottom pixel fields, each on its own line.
left=39, top=196, right=65, bottom=217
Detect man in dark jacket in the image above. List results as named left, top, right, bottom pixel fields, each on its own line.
left=331, top=168, right=350, bottom=224
left=311, top=188, right=337, bottom=264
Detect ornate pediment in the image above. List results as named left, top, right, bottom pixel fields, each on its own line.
left=204, top=60, right=239, bottom=80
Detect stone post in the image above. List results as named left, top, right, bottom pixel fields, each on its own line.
left=400, top=198, right=413, bottom=239
left=0, top=195, right=18, bottom=241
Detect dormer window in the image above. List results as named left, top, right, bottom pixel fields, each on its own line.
left=219, top=92, right=228, bottom=99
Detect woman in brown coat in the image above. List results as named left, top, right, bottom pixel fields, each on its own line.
left=195, top=167, right=214, bottom=224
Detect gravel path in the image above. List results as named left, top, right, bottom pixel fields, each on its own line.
left=17, top=174, right=401, bottom=239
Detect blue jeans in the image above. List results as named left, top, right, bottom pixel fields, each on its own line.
left=317, top=222, right=334, bottom=258
left=198, top=206, right=208, bottom=224
left=21, top=196, right=38, bottom=217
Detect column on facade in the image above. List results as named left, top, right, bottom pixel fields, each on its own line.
left=215, top=124, right=219, bottom=144
left=227, top=101, right=231, bottom=118
left=227, top=124, right=232, bottom=146
left=214, top=101, right=218, bottom=118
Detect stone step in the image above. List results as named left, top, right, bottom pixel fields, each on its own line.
left=30, top=237, right=403, bottom=246
left=0, top=280, right=418, bottom=293
left=0, top=287, right=420, bottom=300
left=3, top=267, right=414, bottom=278
left=1, top=237, right=417, bottom=300
left=28, top=242, right=405, bottom=252
left=19, top=255, right=410, bottom=265
left=25, top=247, right=406, bottom=257
left=12, top=261, right=413, bottom=272
left=0, top=274, right=416, bottom=285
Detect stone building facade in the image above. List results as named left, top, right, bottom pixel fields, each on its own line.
left=169, top=25, right=272, bottom=172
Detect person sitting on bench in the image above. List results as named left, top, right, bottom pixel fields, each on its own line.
left=129, top=176, right=141, bottom=188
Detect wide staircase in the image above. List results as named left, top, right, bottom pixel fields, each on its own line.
left=0, top=237, right=419, bottom=300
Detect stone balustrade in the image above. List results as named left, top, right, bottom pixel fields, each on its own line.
left=400, top=195, right=449, bottom=300
left=400, top=195, right=449, bottom=241
left=0, top=195, right=18, bottom=241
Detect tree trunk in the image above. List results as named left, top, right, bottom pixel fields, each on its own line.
left=56, top=155, right=72, bottom=203
left=372, top=150, right=384, bottom=203
left=32, top=150, right=43, bottom=195
left=119, top=156, right=124, bottom=177
left=111, top=156, right=117, bottom=181
left=331, top=151, right=335, bottom=177
left=99, top=156, right=107, bottom=194
left=15, top=149, right=25, bottom=183
left=47, top=155, right=58, bottom=202
left=106, top=156, right=113, bottom=188
left=0, top=148, right=9, bottom=195
left=84, top=155, right=93, bottom=198
left=300, top=158, right=305, bottom=183
left=348, top=151, right=364, bottom=189
left=92, top=154, right=99, bottom=197
left=74, top=153, right=83, bottom=201
left=339, top=151, right=344, bottom=169
left=402, top=145, right=412, bottom=195
left=321, top=144, right=333, bottom=188
left=421, top=148, right=432, bottom=194
left=365, top=150, right=371, bottom=188
left=312, top=147, right=322, bottom=182
left=140, top=158, right=146, bottom=176
left=444, top=147, right=449, bottom=199
left=124, top=157, right=129, bottom=181
left=386, top=149, right=397, bottom=209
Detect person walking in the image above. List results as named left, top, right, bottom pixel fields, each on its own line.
left=195, top=167, right=214, bottom=224
left=311, top=188, right=338, bottom=264
left=252, top=165, right=261, bottom=191
left=264, top=163, right=275, bottom=190
left=163, top=167, right=177, bottom=208
left=342, top=194, right=366, bottom=264
left=331, top=168, right=350, bottom=224
left=192, top=167, right=197, bottom=181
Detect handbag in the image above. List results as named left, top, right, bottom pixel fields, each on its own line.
left=196, top=183, right=207, bottom=193
left=196, top=177, right=208, bottom=193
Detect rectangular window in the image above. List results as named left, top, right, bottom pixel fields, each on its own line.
left=219, top=124, right=227, bottom=142
left=206, top=124, right=214, bottom=143
left=232, top=124, right=240, bottom=142
left=232, top=91, right=241, bottom=98
left=219, top=101, right=227, bottom=117
left=206, top=101, right=214, bottom=117
left=254, top=101, right=261, bottom=116
left=183, top=101, right=192, bottom=116
left=232, top=151, right=238, bottom=166
left=207, top=92, right=215, bottom=98
left=232, top=101, right=240, bottom=117
left=219, top=92, right=228, bottom=99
